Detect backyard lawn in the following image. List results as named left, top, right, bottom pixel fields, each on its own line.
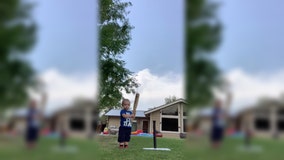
left=185, top=136, right=284, bottom=160
left=0, top=135, right=185, bottom=160
left=0, top=135, right=102, bottom=160
left=98, top=135, right=185, bottom=160
left=1, top=134, right=284, bottom=160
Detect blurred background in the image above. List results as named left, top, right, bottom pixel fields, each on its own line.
left=2, top=0, right=284, bottom=159
left=186, top=0, right=284, bottom=159
left=0, top=0, right=98, bottom=158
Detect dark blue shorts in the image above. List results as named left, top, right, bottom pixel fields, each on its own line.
left=26, top=127, right=39, bottom=142
left=118, top=126, right=131, bottom=143
left=210, top=126, right=224, bottom=142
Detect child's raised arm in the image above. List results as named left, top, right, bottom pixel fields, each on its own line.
left=122, top=113, right=133, bottom=118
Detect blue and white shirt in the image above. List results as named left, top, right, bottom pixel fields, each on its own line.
left=212, top=108, right=226, bottom=128
left=27, top=108, right=41, bottom=128
left=120, top=109, right=132, bottom=128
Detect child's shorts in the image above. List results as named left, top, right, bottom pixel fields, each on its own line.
left=25, top=126, right=39, bottom=142
left=118, top=126, right=132, bottom=142
left=210, top=126, right=224, bottom=142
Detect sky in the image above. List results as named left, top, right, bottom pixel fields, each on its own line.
left=28, top=0, right=97, bottom=74
left=212, top=0, right=284, bottom=112
left=120, top=0, right=185, bottom=110
left=121, top=0, right=184, bottom=75
left=25, top=0, right=184, bottom=113
left=26, top=0, right=98, bottom=113
left=24, top=0, right=284, bottom=114
left=214, top=0, right=284, bottom=73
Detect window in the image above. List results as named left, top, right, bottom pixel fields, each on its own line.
left=161, top=105, right=180, bottom=132
left=277, top=108, right=284, bottom=131
left=278, top=109, right=284, bottom=116
left=162, top=105, right=178, bottom=116
left=277, top=120, right=284, bottom=131
left=254, top=108, right=270, bottom=131
left=70, top=118, right=85, bottom=131
left=254, top=118, right=270, bottom=130
left=162, top=118, right=178, bottom=131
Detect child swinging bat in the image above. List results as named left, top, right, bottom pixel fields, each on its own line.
left=117, top=93, right=140, bottom=149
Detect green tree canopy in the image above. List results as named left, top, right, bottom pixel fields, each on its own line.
left=164, top=95, right=178, bottom=104
left=99, top=0, right=139, bottom=112
left=0, top=0, right=37, bottom=109
left=186, top=0, right=222, bottom=108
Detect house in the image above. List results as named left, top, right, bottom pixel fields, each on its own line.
left=51, top=100, right=98, bottom=138
left=188, top=96, right=284, bottom=139
left=189, top=107, right=237, bottom=135
left=105, top=109, right=148, bottom=133
left=144, top=99, right=187, bottom=138
left=235, top=98, right=284, bottom=138
left=8, top=107, right=51, bottom=135
left=9, top=108, right=30, bottom=135
left=105, top=99, right=188, bottom=138
left=6, top=99, right=98, bottom=138
left=189, top=107, right=213, bottom=134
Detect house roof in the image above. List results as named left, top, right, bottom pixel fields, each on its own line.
left=236, top=98, right=284, bottom=116
left=12, top=107, right=52, bottom=118
left=12, top=108, right=29, bottom=118
left=144, top=98, right=187, bottom=115
left=194, top=107, right=237, bottom=117
left=8, top=99, right=97, bottom=119
left=52, top=100, right=97, bottom=117
left=105, top=109, right=146, bottom=118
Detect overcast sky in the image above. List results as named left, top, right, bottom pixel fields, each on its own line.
left=213, top=0, right=284, bottom=112
left=26, top=0, right=184, bottom=113
left=28, top=0, right=97, bottom=74
left=25, top=0, right=284, bottom=113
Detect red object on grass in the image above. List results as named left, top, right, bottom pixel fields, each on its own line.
left=150, top=132, right=163, bottom=137
left=137, top=130, right=143, bottom=134
left=41, top=128, right=50, bottom=135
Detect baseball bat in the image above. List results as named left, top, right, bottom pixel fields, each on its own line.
left=132, top=93, right=140, bottom=119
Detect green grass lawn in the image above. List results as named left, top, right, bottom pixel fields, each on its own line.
left=0, top=135, right=102, bottom=160
left=97, top=135, right=185, bottom=160
left=0, top=135, right=185, bottom=160
left=185, top=136, right=284, bottom=160
left=1, top=135, right=284, bottom=160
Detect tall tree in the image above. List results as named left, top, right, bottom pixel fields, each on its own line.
left=164, top=95, right=178, bottom=104
left=185, top=0, right=222, bottom=108
left=0, top=0, right=37, bottom=109
left=99, top=0, right=139, bottom=111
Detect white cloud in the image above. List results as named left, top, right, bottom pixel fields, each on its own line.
left=225, top=68, right=284, bottom=112
left=38, top=68, right=97, bottom=113
left=38, top=67, right=284, bottom=115
left=123, top=68, right=184, bottom=111
left=36, top=68, right=183, bottom=114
